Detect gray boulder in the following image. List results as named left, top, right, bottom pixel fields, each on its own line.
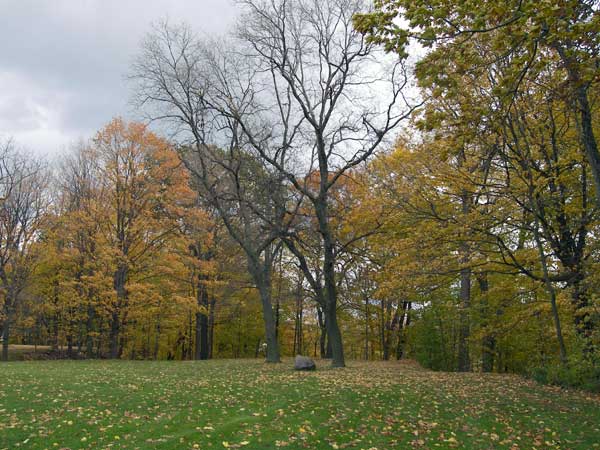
left=294, top=355, right=316, bottom=371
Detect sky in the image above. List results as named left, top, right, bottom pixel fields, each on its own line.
left=0, top=0, right=238, bottom=157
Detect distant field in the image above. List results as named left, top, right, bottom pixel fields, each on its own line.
left=2, top=345, right=53, bottom=361
left=0, top=359, right=599, bottom=449
left=5, top=345, right=52, bottom=352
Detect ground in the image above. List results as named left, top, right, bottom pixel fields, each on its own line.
left=2, top=345, right=53, bottom=361
left=0, top=359, right=599, bottom=449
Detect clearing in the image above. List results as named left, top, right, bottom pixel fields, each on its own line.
left=0, top=359, right=598, bottom=449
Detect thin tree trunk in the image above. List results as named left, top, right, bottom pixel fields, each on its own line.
left=86, top=302, right=95, bottom=358
left=457, top=166, right=472, bottom=372
left=208, top=296, right=216, bottom=359
left=478, top=274, right=495, bottom=373
left=1, top=318, right=9, bottom=362
left=457, top=265, right=471, bottom=372
left=530, top=191, right=568, bottom=364
left=195, top=273, right=209, bottom=360
left=109, top=310, right=120, bottom=359
left=570, top=274, right=593, bottom=355
left=396, top=301, right=411, bottom=360
left=67, top=335, right=74, bottom=359
left=110, top=264, right=127, bottom=359
left=154, top=317, right=161, bottom=360
left=275, top=295, right=280, bottom=340
left=383, top=301, right=399, bottom=361
left=364, top=297, right=369, bottom=360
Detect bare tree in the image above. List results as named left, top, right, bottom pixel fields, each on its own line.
left=0, top=140, right=48, bottom=361
left=184, top=145, right=289, bottom=363
left=228, top=0, right=419, bottom=367
left=131, top=21, right=298, bottom=363
left=131, top=0, right=418, bottom=367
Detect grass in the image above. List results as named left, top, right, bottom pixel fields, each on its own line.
left=0, top=359, right=599, bottom=449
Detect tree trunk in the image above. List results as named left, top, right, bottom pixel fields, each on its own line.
left=383, top=301, right=399, bottom=361
left=528, top=194, right=569, bottom=365
left=325, top=332, right=333, bottom=359
left=325, top=301, right=343, bottom=367
left=208, top=296, right=216, bottom=359
left=574, top=84, right=600, bottom=210
left=195, top=273, right=210, bottom=360
left=275, top=294, right=280, bottom=340
left=293, top=278, right=304, bottom=355
left=109, top=310, right=120, bottom=359
left=317, top=306, right=327, bottom=358
left=396, top=301, right=411, bottom=360
left=315, top=192, right=345, bottom=367
left=195, top=311, right=209, bottom=360
left=258, top=283, right=280, bottom=363
left=322, top=235, right=344, bottom=366
left=569, top=273, right=593, bottom=355
left=1, top=318, right=9, bottom=362
left=154, top=317, right=161, bottom=360
left=457, top=266, right=471, bottom=372
left=66, top=335, right=74, bottom=359
left=51, top=314, right=59, bottom=352
left=457, top=166, right=472, bottom=372
left=86, top=303, right=95, bottom=358
left=478, top=274, right=495, bottom=372
left=110, top=264, right=127, bottom=359
left=554, top=45, right=600, bottom=210
left=364, top=297, right=369, bottom=360
left=249, top=256, right=280, bottom=363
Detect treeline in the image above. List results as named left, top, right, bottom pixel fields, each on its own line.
left=1, top=0, right=599, bottom=389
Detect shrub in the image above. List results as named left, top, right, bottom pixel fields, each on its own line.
left=530, top=358, right=600, bottom=393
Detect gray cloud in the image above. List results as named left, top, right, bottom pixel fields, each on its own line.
left=0, top=0, right=237, bottom=156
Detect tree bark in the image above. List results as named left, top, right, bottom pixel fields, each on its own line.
left=554, top=45, right=600, bottom=210
left=109, top=310, right=120, bottom=359
left=317, top=306, right=327, bottom=358
left=457, top=266, right=472, bottom=372
left=478, top=274, right=495, bottom=373
left=195, top=273, right=210, bottom=360
left=293, top=277, right=304, bottom=355
left=86, top=303, right=95, bottom=358
left=1, top=317, right=9, bottom=362
left=457, top=188, right=472, bottom=372
left=364, top=297, right=370, bottom=360
left=569, top=272, right=593, bottom=355
left=316, top=196, right=345, bottom=367
left=249, top=256, right=280, bottom=363
left=383, top=300, right=399, bottom=361
left=110, top=264, right=127, bottom=359
left=208, top=296, right=216, bottom=359
left=395, top=301, right=411, bottom=360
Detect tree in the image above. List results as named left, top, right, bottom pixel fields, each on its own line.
left=91, top=118, right=193, bottom=358
left=131, top=0, right=418, bottom=367
left=0, top=140, right=48, bottom=361
left=355, top=0, right=600, bottom=207
left=230, top=0, right=419, bottom=367
left=131, top=19, right=300, bottom=363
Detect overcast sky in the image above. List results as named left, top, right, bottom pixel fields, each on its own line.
left=0, top=0, right=237, bottom=157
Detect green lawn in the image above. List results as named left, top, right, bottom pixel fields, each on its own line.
left=0, top=359, right=598, bottom=449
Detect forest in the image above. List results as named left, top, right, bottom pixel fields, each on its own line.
left=1, top=0, right=599, bottom=395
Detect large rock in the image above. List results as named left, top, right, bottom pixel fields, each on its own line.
left=294, top=355, right=316, bottom=371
